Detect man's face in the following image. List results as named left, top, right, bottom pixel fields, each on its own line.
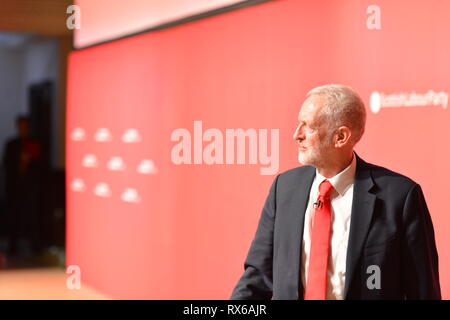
left=293, top=95, right=334, bottom=167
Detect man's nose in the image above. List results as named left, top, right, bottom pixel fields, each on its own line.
left=293, top=123, right=304, bottom=141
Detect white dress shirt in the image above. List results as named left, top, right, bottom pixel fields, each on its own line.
left=301, top=153, right=357, bottom=300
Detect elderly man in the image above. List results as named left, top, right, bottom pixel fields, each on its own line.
left=231, top=84, right=441, bottom=300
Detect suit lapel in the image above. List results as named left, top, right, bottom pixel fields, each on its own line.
left=344, top=155, right=376, bottom=299
left=288, top=166, right=315, bottom=299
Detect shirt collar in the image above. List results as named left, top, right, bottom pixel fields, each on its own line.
left=315, top=152, right=357, bottom=197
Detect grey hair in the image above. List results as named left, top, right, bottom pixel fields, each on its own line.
left=307, top=84, right=366, bottom=144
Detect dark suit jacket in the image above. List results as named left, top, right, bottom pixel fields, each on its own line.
left=231, top=154, right=441, bottom=300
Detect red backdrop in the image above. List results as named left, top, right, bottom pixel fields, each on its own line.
left=66, top=0, right=450, bottom=299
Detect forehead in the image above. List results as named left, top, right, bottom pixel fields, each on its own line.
left=298, top=95, right=325, bottom=122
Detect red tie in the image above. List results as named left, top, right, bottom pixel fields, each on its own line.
left=304, top=179, right=335, bottom=300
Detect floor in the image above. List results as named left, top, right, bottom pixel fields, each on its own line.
left=0, top=267, right=111, bottom=300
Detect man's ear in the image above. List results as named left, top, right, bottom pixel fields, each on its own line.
left=334, top=126, right=352, bottom=148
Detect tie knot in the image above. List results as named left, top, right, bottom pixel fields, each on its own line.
left=319, top=180, right=334, bottom=197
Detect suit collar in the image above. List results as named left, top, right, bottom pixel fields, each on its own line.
left=291, top=166, right=316, bottom=299
left=313, top=152, right=357, bottom=197
left=343, top=153, right=377, bottom=299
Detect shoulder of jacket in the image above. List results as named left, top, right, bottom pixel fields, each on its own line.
left=362, top=160, right=418, bottom=190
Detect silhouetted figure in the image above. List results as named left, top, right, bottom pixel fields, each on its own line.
left=3, top=116, right=43, bottom=258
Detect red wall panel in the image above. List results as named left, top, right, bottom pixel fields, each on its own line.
left=67, top=0, right=450, bottom=299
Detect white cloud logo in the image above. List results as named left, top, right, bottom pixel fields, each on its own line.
left=370, top=91, right=381, bottom=114
left=107, top=156, right=126, bottom=171
left=122, top=128, right=142, bottom=143
left=93, top=183, right=111, bottom=198
left=82, top=154, right=98, bottom=168
left=71, top=178, right=86, bottom=192
left=94, top=128, right=112, bottom=142
left=71, top=127, right=86, bottom=141
left=121, top=188, right=141, bottom=203
left=137, top=159, right=158, bottom=174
